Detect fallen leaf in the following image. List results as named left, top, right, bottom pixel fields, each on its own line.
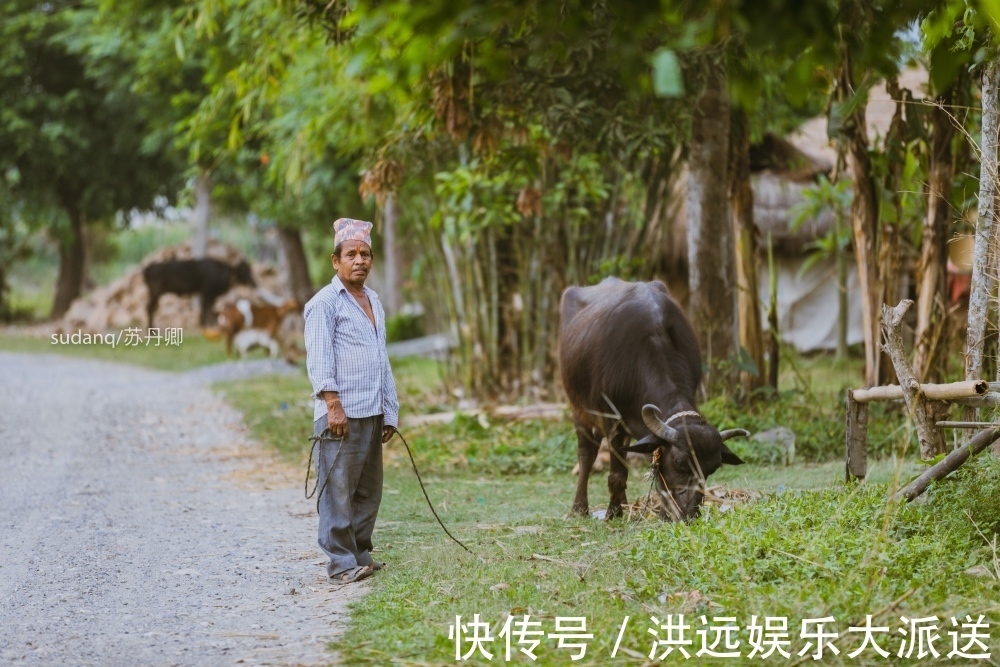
left=490, top=583, right=510, bottom=591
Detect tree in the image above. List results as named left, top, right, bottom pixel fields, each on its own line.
left=0, top=0, right=181, bottom=318
left=244, top=0, right=939, bottom=400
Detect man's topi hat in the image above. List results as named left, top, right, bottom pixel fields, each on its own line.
left=333, top=218, right=373, bottom=249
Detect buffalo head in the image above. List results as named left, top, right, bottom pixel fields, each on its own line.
left=622, top=404, right=748, bottom=521
left=233, top=260, right=256, bottom=288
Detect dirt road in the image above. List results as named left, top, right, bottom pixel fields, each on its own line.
left=0, top=352, right=364, bottom=666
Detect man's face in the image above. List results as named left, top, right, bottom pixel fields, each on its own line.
left=332, top=240, right=373, bottom=286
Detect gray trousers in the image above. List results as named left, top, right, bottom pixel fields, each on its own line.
left=312, top=414, right=383, bottom=578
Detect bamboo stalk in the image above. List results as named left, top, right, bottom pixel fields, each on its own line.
left=936, top=421, right=998, bottom=429
left=875, top=392, right=1000, bottom=407
left=895, top=427, right=1000, bottom=502
left=953, top=392, right=1000, bottom=407
left=852, top=380, right=987, bottom=403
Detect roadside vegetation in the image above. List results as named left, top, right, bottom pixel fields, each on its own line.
left=215, top=358, right=1000, bottom=666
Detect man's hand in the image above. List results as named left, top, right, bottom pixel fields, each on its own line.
left=323, top=392, right=348, bottom=438
left=382, top=425, right=396, bottom=444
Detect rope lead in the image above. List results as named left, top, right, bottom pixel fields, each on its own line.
left=304, top=426, right=476, bottom=556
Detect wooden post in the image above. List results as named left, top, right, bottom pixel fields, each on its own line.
left=882, top=300, right=946, bottom=458
left=846, top=388, right=868, bottom=482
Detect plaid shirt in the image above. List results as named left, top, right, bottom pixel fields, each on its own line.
left=304, top=276, right=399, bottom=428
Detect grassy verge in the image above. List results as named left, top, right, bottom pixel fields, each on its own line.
left=216, top=365, right=1000, bottom=666
left=0, top=329, right=232, bottom=371
left=334, top=465, right=1000, bottom=666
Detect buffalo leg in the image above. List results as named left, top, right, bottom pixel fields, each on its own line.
left=606, top=429, right=630, bottom=519
left=571, top=426, right=598, bottom=516
left=147, top=292, right=160, bottom=328
left=199, top=290, right=218, bottom=327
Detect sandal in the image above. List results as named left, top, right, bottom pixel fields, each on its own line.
left=331, top=565, right=373, bottom=583
left=371, top=562, right=387, bottom=571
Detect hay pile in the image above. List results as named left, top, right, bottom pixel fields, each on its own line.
left=590, top=484, right=761, bottom=521
left=58, top=240, right=289, bottom=334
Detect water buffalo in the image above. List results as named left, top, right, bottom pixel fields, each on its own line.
left=143, top=258, right=255, bottom=327
left=559, top=277, right=748, bottom=521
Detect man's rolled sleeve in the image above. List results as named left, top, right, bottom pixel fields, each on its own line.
left=304, top=300, right=338, bottom=398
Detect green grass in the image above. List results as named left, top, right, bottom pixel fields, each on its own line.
left=215, top=365, right=1000, bottom=667
left=0, top=329, right=233, bottom=371
left=216, top=371, right=316, bottom=459
left=331, top=466, right=1000, bottom=666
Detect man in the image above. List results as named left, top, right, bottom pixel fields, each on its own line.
left=304, top=218, right=399, bottom=584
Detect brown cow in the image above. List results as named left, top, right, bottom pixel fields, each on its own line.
left=558, top=277, right=748, bottom=521
left=217, top=297, right=299, bottom=357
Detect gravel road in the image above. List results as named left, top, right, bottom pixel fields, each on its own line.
left=0, top=352, right=365, bottom=666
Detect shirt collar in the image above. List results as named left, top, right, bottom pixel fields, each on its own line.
left=331, top=274, right=376, bottom=299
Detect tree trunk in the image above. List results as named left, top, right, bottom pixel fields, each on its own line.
left=51, top=201, right=86, bottom=319
left=838, top=56, right=882, bottom=387
left=192, top=170, right=211, bottom=259
left=382, top=194, right=401, bottom=316
left=914, top=87, right=957, bottom=382
left=966, top=61, right=1000, bottom=388
left=729, top=107, right=764, bottom=394
left=276, top=226, right=314, bottom=305
left=687, top=60, right=736, bottom=371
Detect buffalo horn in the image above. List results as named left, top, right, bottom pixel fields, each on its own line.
left=719, top=428, right=750, bottom=441
left=641, top=404, right=678, bottom=443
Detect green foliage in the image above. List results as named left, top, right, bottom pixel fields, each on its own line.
left=386, top=312, right=424, bottom=343
left=0, top=180, right=32, bottom=320
left=411, top=415, right=575, bottom=475
left=433, top=163, right=523, bottom=241
left=588, top=255, right=646, bottom=284
left=791, top=175, right=852, bottom=232
left=0, top=0, right=181, bottom=220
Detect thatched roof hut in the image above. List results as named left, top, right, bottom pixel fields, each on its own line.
left=643, top=66, right=932, bottom=351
